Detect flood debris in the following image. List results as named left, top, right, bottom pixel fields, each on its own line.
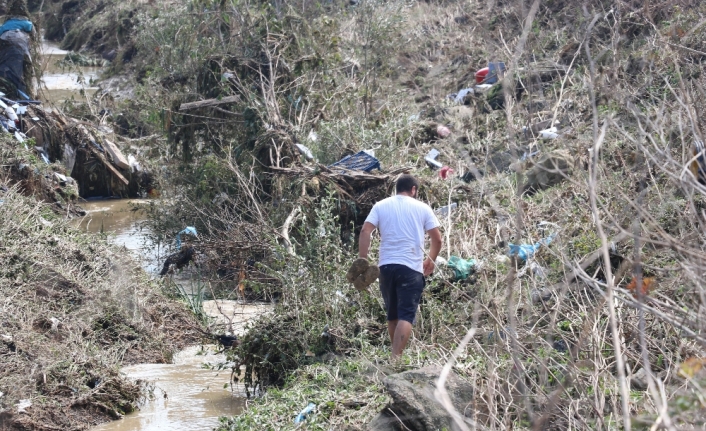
left=329, top=150, right=381, bottom=173
left=294, top=402, right=316, bottom=424
left=447, top=256, right=478, bottom=280
left=425, top=148, right=442, bottom=169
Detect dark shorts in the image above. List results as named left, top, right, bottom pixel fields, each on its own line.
left=379, top=264, right=425, bottom=324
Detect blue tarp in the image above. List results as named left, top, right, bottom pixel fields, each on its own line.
left=0, top=19, right=32, bottom=37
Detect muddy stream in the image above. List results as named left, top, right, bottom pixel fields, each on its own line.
left=76, top=200, right=271, bottom=430
left=41, top=40, right=265, bottom=429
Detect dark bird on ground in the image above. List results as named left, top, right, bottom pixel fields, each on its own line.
left=215, top=334, right=239, bottom=347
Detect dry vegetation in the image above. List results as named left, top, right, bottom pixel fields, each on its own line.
left=8, top=0, right=706, bottom=429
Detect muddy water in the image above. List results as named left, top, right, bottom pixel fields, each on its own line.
left=39, top=41, right=101, bottom=104
left=91, top=346, right=245, bottom=431
left=78, top=200, right=271, bottom=430
left=76, top=199, right=161, bottom=273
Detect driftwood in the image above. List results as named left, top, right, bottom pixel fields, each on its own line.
left=77, top=126, right=129, bottom=186
left=179, top=95, right=241, bottom=111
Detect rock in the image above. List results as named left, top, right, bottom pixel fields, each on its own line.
left=524, top=150, right=574, bottom=193
left=368, top=366, right=474, bottom=431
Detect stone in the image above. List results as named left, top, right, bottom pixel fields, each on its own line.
left=524, top=150, right=574, bottom=193
left=368, top=366, right=475, bottom=431
left=346, top=258, right=369, bottom=283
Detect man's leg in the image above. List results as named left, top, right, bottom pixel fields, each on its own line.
left=387, top=319, right=398, bottom=342
left=391, top=320, right=413, bottom=358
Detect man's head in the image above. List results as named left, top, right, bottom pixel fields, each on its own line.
left=396, top=174, right=420, bottom=198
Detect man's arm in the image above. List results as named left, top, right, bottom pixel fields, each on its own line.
left=422, top=227, right=442, bottom=276
left=359, top=222, right=376, bottom=259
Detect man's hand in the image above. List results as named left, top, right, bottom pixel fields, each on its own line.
left=358, top=222, right=376, bottom=259
left=423, top=257, right=435, bottom=276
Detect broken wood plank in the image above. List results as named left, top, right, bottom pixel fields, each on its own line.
left=78, top=125, right=129, bottom=186
left=102, top=139, right=130, bottom=170
left=179, top=95, right=241, bottom=111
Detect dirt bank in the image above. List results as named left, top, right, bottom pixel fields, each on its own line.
left=0, top=187, right=203, bottom=431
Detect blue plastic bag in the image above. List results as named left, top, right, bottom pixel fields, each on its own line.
left=294, top=402, right=316, bottom=424
left=508, top=233, right=555, bottom=261
left=175, top=226, right=198, bottom=249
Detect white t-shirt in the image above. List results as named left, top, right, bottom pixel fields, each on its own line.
left=365, top=195, right=440, bottom=274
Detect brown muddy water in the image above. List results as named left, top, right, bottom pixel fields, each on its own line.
left=76, top=200, right=271, bottom=429
left=39, top=41, right=101, bottom=104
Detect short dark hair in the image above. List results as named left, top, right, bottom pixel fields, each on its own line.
left=396, top=174, right=420, bottom=194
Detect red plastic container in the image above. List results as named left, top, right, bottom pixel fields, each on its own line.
left=475, top=67, right=489, bottom=84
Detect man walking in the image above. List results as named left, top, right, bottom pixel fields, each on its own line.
left=358, top=174, right=442, bottom=359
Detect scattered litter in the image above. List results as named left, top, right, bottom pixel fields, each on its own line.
left=425, top=148, right=442, bottom=169
left=447, top=256, right=477, bottom=280
left=294, top=403, right=316, bottom=424
left=175, top=226, right=198, bottom=249
left=15, top=399, right=31, bottom=413
left=435, top=256, right=447, bottom=266
left=30, top=116, right=38, bottom=121
left=436, top=202, right=457, bottom=217
left=5, top=105, right=17, bottom=122
left=329, top=150, right=380, bottom=173
left=449, top=88, right=473, bottom=103
left=39, top=152, right=49, bottom=164
left=295, top=143, right=314, bottom=160
left=308, top=130, right=318, bottom=142
left=39, top=217, right=52, bottom=228
left=436, top=124, right=451, bottom=138
left=475, top=62, right=506, bottom=84
left=520, top=150, right=540, bottom=161
left=128, top=154, right=142, bottom=173
left=363, top=148, right=375, bottom=157
left=408, top=113, right=420, bottom=122
left=221, top=72, right=235, bottom=81
left=539, top=127, right=558, bottom=140
left=53, top=172, right=68, bottom=184
left=508, top=233, right=556, bottom=261
left=439, top=166, right=454, bottom=180
left=15, top=105, right=26, bottom=115
left=14, top=131, right=24, bottom=143
left=475, top=83, right=493, bottom=92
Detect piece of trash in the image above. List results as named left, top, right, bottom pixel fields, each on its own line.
left=425, top=148, right=442, bottom=169
left=221, top=72, right=235, bottom=81
left=5, top=105, right=17, bottom=122
left=520, top=150, right=540, bottom=161
left=40, top=152, right=49, bottom=164
left=31, top=117, right=38, bottom=121
left=436, top=124, right=451, bottom=138
left=39, top=217, right=53, bottom=228
left=508, top=233, right=556, bottom=261
left=447, top=256, right=477, bottom=280
left=449, top=88, right=473, bottom=103
left=14, top=131, right=24, bottom=143
left=436, top=202, right=457, bottom=216
left=16, top=399, right=31, bottom=413
left=53, top=172, right=68, bottom=184
left=308, top=130, right=318, bottom=142
left=15, top=105, right=26, bottom=115
left=435, top=256, right=447, bottom=266
left=408, top=113, right=420, bottom=122
left=294, top=402, right=317, bottom=424
left=295, top=143, right=314, bottom=160
left=363, top=148, right=375, bottom=157
left=439, top=166, right=454, bottom=180
left=475, top=62, right=506, bottom=84
left=175, top=226, right=198, bottom=249
left=475, top=83, right=493, bottom=92
left=329, top=150, right=380, bottom=172
left=539, top=127, right=558, bottom=140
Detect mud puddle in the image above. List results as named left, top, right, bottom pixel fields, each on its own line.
left=39, top=41, right=101, bottom=104
left=91, top=345, right=245, bottom=431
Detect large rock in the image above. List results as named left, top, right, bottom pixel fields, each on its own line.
left=524, top=150, right=574, bottom=193
left=368, top=366, right=475, bottom=431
